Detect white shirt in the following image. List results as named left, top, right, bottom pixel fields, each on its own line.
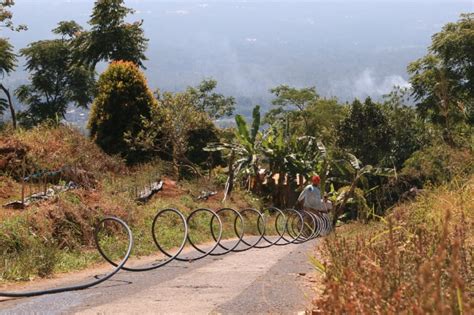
left=298, top=185, right=322, bottom=210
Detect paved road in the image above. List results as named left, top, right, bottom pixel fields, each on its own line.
left=0, top=240, right=317, bottom=314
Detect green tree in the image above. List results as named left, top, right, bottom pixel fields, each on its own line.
left=1, top=1, right=26, bottom=31
left=305, top=98, right=347, bottom=143
left=336, top=98, right=393, bottom=166
left=186, top=79, right=236, bottom=120
left=88, top=61, right=156, bottom=159
left=15, top=23, right=95, bottom=126
left=130, top=91, right=211, bottom=178
left=332, top=153, right=393, bottom=224
left=431, top=13, right=474, bottom=102
left=186, top=123, right=222, bottom=167
left=74, top=0, right=148, bottom=69
left=1, top=0, right=26, bottom=128
left=0, top=38, right=16, bottom=127
left=408, top=13, right=473, bottom=143
left=261, top=125, right=328, bottom=207
left=382, top=88, right=425, bottom=170
left=265, top=85, right=319, bottom=130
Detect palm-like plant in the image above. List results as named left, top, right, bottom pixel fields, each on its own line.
left=205, top=105, right=263, bottom=200
left=332, top=153, right=394, bottom=225
left=261, top=124, right=331, bottom=206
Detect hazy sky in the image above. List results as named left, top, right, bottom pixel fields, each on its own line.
left=3, top=0, right=473, bottom=119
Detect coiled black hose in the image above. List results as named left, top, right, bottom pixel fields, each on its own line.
left=0, top=217, right=133, bottom=298
left=0, top=207, right=332, bottom=297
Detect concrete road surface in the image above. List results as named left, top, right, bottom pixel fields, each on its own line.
left=0, top=239, right=318, bottom=314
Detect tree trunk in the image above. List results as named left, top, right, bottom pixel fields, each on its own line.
left=436, top=69, right=455, bottom=147
left=0, top=83, right=17, bottom=129
left=172, top=146, right=180, bottom=180
left=332, top=172, right=360, bottom=227
left=320, top=158, right=328, bottom=194
left=277, top=172, right=286, bottom=208
left=252, top=164, right=261, bottom=194
left=223, top=150, right=235, bottom=202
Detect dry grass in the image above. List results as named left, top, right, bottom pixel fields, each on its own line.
left=312, top=176, right=473, bottom=314
left=0, top=124, right=125, bottom=182
left=0, top=125, right=260, bottom=282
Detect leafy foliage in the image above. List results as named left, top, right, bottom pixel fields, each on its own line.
left=305, top=98, right=347, bottom=143
left=265, top=85, right=319, bottom=130
left=186, top=79, right=236, bottom=120
left=15, top=31, right=95, bottom=126
left=402, top=142, right=474, bottom=185
left=382, top=91, right=425, bottom=169
left=88, top=61, right=156, bottom=159
left=73, top=0, right=148, bottom=68
left=0, top=0, right=24, bottom=127
left=0, top=0, right=26, bottom=32
left=0, top=37, right=15, bottom=77
left=125, top=84, right=224, bottom=175
left=408, top=13, right=473, bottom=141
left=336, top=98, right=393, bottom=166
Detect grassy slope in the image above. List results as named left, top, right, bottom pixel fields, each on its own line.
left=0, top=125, right=260, bottom=282
left=312, top=176, right=473, bottom=314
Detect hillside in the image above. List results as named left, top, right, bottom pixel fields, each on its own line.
left=312, top=175, right=473, bottom=313
left=0, top=125, right=259, bottom=282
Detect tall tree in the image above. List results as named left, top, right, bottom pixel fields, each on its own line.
left=408, top=13, right=474, bottom=143
left=0, top=38, right=16, bottom=127
left=204, top=105, right=263, bottom=196
left=15, top=22, right=95, bottom=126
left=74, top=0, right=148, bottom=69
left=265, top=85, right=319, bottom=131
left=336, top=98, right=393, bottom=166
left=0, top=0, right=26, bottom=128
left=305, top=98, right=347, bottom=143
left=185, top=79, right=236, bottom=120
left=382, top=88, right=424, bottom=170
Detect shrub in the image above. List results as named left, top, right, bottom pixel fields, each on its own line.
left=186, top=121, right=222, bottom=167
left=402, top=143, right=474, bottom=186
left=88, top=61, right=157, bottom=161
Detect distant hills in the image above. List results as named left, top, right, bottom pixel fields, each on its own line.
left=2, top=0, right=472, bottom=124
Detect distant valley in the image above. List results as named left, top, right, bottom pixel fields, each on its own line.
left=2, top=0, right=472, bottom=125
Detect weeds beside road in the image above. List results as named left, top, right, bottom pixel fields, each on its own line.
left=312, top=176, right=473, bottom=314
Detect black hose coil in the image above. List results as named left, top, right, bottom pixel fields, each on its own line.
left=0, top=208, right=332, bottom=297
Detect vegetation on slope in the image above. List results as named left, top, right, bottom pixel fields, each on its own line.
left=0, top=125, right=258, bottom=282
left=312, top=176, right=473, bottom=313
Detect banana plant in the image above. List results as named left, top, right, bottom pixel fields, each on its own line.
left=261, top=125, right=332, bottom=207
left=234, top=105, right=262, bottom=191
left=332, top=153, right=394, bottom=226
left=286, top=137, right=330, bottom=191
left=204, top=105, right=263, bottom=199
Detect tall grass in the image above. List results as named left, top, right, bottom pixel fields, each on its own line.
left=312, top=176, right=473, bottom=314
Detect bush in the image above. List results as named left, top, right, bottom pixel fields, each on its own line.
left=186, top=121, right=222, bottom=167
left=88, top=61, right=157, bottom=161
left=402, top=143, right=474, bottom=186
